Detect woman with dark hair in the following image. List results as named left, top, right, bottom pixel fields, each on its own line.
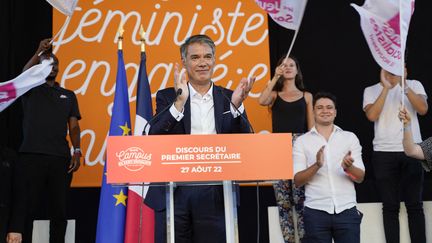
left=259, top=56, right=313, bottom=243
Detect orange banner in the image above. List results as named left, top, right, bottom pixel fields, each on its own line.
left=107, top=133, right=292, bottom=183
left=53, top=0, right=271, bottom=187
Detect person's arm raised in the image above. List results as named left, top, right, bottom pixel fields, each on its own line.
left=258, top=64, right=284, bottom=106
left=364, top=69, right=391, bottom=121
left=173, top=63, right=188, bottom=112
left=399, top=108, right=425, bottom=160
left=23, top=38, right=52, bottom=71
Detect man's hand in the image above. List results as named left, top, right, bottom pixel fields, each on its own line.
left=6, top=232, right=22, bottom=243
left=68, top=152, right=81, bottom=173
left=341, top=151, right=354, bottom=170
left=380, top=69, right=392, bottom=89
left=173, top=63, right=189, bottom=111
left=37, top=38, right=52, bottom=56
left=231, top=77, right=256, bottom=108
left=316, top=145, right=325, bottom=168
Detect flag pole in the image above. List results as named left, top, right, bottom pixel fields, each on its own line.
left=43, top=0, right=80, bottom=56
left=284, top=0, right=309, bottom=62
left=118, top=23, right=124, bottom=51
left=96, top=20, right=130, bottom=243
left=38, top=16, right=70, bottom=56
left=140, top=25, right=146, bottom=53
left=138, top=24, right=146, bottom=243
left=399, top=0, right=405, bottom=107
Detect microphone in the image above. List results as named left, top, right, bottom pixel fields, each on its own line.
left=142, top=88, right=183, bottom=135
left=218, top=86, right=254, bottom=134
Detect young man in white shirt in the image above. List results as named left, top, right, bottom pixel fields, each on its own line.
left=294, top=92, right=365, bottom=243
left=363, top=68, right=428, bottom=243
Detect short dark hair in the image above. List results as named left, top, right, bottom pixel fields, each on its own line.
left=313, top=91, right=337, bottom=108
left=180, top=34, right=215, bottom=60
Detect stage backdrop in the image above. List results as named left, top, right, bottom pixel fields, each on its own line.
left=53, top=0, right=272, bottom=187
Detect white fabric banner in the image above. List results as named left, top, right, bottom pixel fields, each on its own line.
left=46, top=0, right=78, bottom=16
left=0, top=59, right=53, bottom=112
left=351, top=0, right=414, bottom=76
left=255, top=0, right=307, bottom=30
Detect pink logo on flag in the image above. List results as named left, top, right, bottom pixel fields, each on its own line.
left=387, top=14, right=401, bottom=35
left=0, top=83, right=17, bottom=104
left=256, top=0, right=282, bottom=14
left=368, top=15, right=401, bottom=61
left=255, top=0, right=306, bottom=30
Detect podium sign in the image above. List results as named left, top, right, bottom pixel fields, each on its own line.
left=106, top=133, right=293, bottom=184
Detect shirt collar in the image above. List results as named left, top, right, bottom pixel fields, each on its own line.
left=42, top=81, right=61, bottom=90
left=188, top=82, right=213, bottom=99
left=310, top=124, right=342, bottom=135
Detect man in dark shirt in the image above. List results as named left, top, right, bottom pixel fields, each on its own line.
left=20, top=38, right=82, bottom=243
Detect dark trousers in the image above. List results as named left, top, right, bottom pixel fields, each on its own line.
left=372, top=151, right=426, bottom=243
left=153, top=186, right=226, bottom=243
left=20, top=153, right=71, bottom=243
left=303, top=207, right=362, bottom=243
left=0, top=207, right=8, bottom=243
left=174, top=186, right=226, bottom=243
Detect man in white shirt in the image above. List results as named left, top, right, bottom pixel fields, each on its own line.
left=294, top=92, right=365, bottom=243
left=363, top=68, right=428, bottom=243
left=145, top=34, right=254, bottom=243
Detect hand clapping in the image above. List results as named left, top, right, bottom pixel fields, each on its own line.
left=231, top=76, right=256, bottom=108
left=316, top=145, right=325, bottom=168
left=341, top=151, right=354, bottom=170
left=173, top=63, right=189, bottom=110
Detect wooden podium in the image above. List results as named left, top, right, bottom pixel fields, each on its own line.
left=107, top=133, right=293, bottom=243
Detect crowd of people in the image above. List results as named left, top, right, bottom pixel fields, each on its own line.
left=258, top=52, right=429, bottom=243
left=1, top=34, right=431, bottom=243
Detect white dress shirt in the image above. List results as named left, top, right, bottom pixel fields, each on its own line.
left=169, top=83, right=244, bottom=134
left=190, top=84, right=216, bottom=134
left=293, top=125, right=365, bottom=214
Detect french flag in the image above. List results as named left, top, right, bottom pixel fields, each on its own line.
left=124, top=50, right=155, bottom=243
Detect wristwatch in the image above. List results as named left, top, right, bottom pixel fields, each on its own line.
left=74, top=148, right=82, bottom=156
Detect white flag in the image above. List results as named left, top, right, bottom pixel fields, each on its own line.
left=0, top=59, right=53, bottom=112
left=46, top=0, right=78, bottom=16
left=351, top=0, right=415, bottom=75
left=255, top=0, right=307, bottom=30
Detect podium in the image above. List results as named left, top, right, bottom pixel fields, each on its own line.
left=107, top=133, right=293, bottom=243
